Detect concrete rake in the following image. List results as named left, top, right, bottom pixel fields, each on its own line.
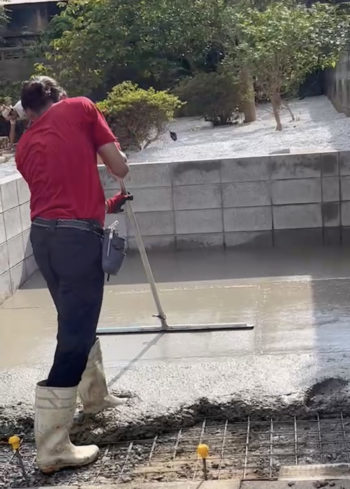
left=97, top=181, right=254, bottom=335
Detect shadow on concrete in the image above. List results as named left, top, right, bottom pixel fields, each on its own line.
left=106, top=332, right=163, bottom=387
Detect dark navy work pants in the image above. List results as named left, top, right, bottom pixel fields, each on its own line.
left=30, top=222, right=104, bottom=387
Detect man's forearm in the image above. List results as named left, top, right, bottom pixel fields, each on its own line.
left=98, top=142, right=128, bottom=179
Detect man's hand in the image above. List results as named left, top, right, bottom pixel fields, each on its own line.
left=105, top=192, right=133, bottom=214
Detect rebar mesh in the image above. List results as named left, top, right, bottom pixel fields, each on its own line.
left=2, top=414, right=350, bottom=488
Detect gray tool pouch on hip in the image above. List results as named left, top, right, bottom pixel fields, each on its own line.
left=102, top=221, right=127, bottom=278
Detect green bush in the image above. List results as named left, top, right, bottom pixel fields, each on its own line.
left=174, top=71, right=239, bottom=126
left=98, top=81, right=184, bottom=150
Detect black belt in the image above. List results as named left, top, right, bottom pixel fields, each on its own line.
left=32, top=217, right=103, bottom=235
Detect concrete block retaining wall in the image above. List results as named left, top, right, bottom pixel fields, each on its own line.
left=101, top=151, right=349, bottom=251
left=0, top=173, right=36, bottom=303
left=1, top=149, right=349, bottom=301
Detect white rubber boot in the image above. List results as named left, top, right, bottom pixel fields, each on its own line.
left=78, top=338, right=126, bottom=414
left=35, top=381, right=99, bottom=474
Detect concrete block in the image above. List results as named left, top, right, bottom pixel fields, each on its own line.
left=274, top=228, right=323, bottom=247
left=0, top=242, right=9, bottom=275
left=4, top=207, right=22, bottom=240
left=7, top=233, right=25, bottom=268
left=0, top=178, right=19, bottom=211
left=126, top=163, right=172, bottom=188
left=10, top=262, right=25, bottom=293
left=172, top=160, right=221, bottom=185
left=273, top=204, right=322, bottom=229
left=341, top=176, right=350, bottom=201
left=99, top=167, right=119, bottom=190
left=341, top=201, right=350, bottom=226
left=323, top=202, right=340, bottom=227
left=106, top=187, right=173, bottom=212
left=224, top=207, right=272, bottom=232
left=127, top=235, right=175, bottom=251
left=320, top=151, right=339, bottom=176
left=323, top=176, right=340, bottom=202
left=0, top=213, right=5, bottom=244
left=176, top=233, right=224, bottom=250
left=270, top=153, right=320, bottom=180
left=223, top=181, right=270, bottom=208
left=221, top=156, right=270, bottom=183
left=22, top=229, right=33, bottom=258
left=20, top=203, right=31, bottom=231
left=324, top=227, right=341, bottom=245
left=175, top=209, right=223, bottom=234
left=25, top=255, right=38, bottom=278
left=225, top=231, right=273, bottom=248
left=272, top=179, right=321, bottom=205
left=127, top=211, right=174, bottom=237
left=0, top=271, right=11, bottom=304
left=16, top=177, right=30, bottom=204
left=174, top=184, right=221, bottom=210
left=340, top=150, right=350, bottom=175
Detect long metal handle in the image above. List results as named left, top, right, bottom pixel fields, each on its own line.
left=120, top=180, right=169, bottom=329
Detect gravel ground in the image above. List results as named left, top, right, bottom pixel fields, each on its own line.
left=0, top=95, right=349, bottom=180
left=128, top=96, right=350, bottom=163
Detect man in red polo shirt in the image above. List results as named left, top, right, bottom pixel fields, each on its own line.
left=16, top=76, right=129, bottom=474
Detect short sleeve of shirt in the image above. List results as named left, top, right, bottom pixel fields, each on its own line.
left=79, top=97, right=117, bottom=150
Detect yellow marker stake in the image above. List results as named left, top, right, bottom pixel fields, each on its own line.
left=8, top=436, right=30, bottom=487
left=197, top=444, right=209, bottom=480
left=8, top=436, right=21, bottom=451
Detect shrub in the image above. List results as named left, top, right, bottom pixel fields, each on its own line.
left=174, top=71, right=239, bottom=126
left=97, top=81, right=184, bottom=150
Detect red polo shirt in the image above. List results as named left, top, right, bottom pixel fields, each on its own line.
left=16, top=97, right=116, bottom=226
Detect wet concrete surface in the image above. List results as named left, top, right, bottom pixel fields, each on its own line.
left=2, top=247, right=350, bottom=442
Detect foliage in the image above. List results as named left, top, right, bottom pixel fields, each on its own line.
left=0, top=81, right=22, bottom=106
left=175, top=71, right=239, bottom=125
left=0, top=4, right=8, bottom=45
left=97, top=81, right=184, bottom=150
left=34, top=0, right=228, bottom=96
left=224, top=1, right=350, bottom=129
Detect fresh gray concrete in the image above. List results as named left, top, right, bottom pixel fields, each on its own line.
left=3, top=247, right=350, bottom=444
left=15, top=482, right=350, bottom=489
left=17, top=483, right=240, bottom=489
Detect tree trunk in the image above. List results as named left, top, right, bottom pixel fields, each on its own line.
left=271, top=92, right=282, bottom=131
left=239, top=68, right=256, bottom=123
left=283, top=100, right=295, bottom=121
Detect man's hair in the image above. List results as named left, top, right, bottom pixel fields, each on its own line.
left=21, top=76, right=66, bottom=112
